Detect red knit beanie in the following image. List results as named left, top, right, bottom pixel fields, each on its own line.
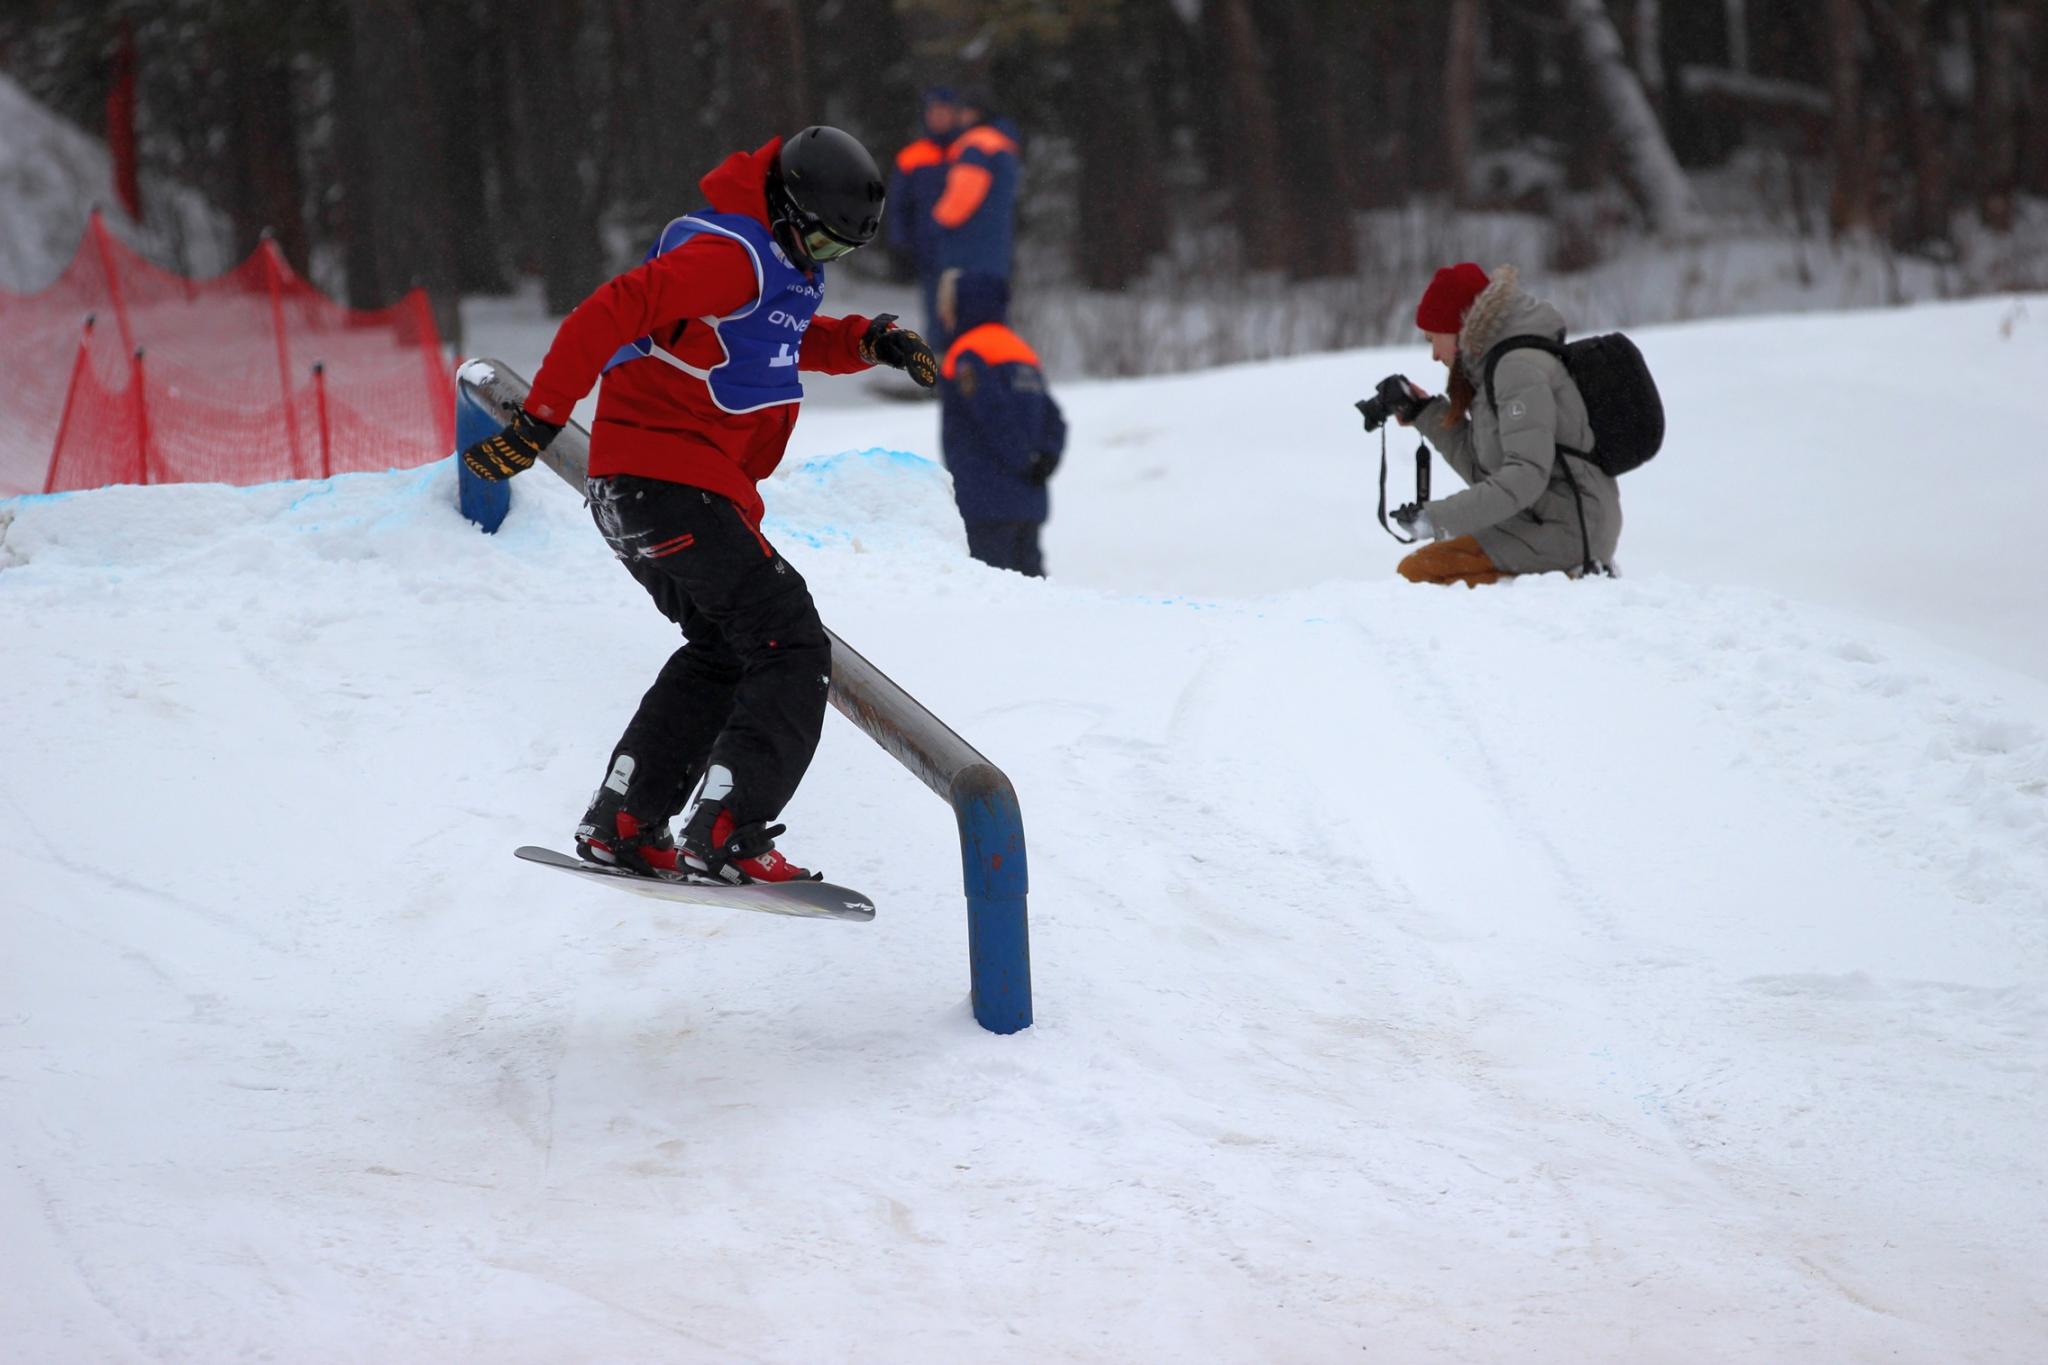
left=1415, top=263, right=1490, bottom=334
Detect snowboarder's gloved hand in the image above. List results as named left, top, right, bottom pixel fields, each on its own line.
left=1392, top=502, right=1436, bottom=541
left=461, top=409, right=562, bottom=481
left=1026, top=450, right=1060, bottom=486
left=860, top=314, right=938, bottom=388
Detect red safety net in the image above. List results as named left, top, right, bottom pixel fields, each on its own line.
left=0, top=210, right=455, bottom=496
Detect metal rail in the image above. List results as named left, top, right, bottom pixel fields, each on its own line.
left=454, top=360, right=1031, bottom=1033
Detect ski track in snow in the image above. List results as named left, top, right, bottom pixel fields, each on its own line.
left=4, top=296, right=2048, bottom=1362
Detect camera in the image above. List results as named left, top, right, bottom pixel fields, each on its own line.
left=1355, top=374, right=1427, bottom=433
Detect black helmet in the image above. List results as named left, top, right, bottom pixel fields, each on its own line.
left=770, top=126, right=885, bottom=269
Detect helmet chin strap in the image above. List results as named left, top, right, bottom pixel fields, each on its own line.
left=763, top=168, right=816, bottom=273
left=771, top=218, right=818, bottom=274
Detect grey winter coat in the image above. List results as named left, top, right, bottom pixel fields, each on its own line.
left=1414, top=267, right=1622, bottom=574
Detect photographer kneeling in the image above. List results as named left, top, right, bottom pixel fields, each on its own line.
left=1372, top=263, right=1621, bottom=586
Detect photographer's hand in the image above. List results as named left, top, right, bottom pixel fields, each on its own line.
left=1392, top=502, right=1437, bottom=540
left=1394, top=380, right=1434, bottom=427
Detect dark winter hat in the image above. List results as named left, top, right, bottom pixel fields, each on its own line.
left=1415, top=263, right=1491, bottom=334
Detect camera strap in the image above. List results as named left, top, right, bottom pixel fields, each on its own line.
left=1374, top=428, right=1432, bottom=544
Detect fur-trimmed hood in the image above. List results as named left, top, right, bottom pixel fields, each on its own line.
left=1456, top=265, right=1567, bottom=379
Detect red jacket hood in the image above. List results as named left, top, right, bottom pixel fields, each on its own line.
left=698, top=138, right=781, bottom=224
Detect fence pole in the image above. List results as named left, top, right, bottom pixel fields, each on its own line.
left=131, top=348, right=154, bottom=485
left=87, top=210, right=137, bottom=360
left=312, top=362, right=333, bottom=480
left=44, top=314, right=97, bottom=495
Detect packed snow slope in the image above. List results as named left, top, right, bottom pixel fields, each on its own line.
left=470, top=287, right=2048, bottom=682
left=4, top=297, right=2047, bottom=1363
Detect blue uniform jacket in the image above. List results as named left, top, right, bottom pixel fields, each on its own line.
left=939, top=274, right=1065, bottom=527
left=886, top=136, right=949, bottom=274
left=932, top=119, right=1021, bottom=281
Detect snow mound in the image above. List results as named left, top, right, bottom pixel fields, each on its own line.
left=765, top=445, right=966, bottom=558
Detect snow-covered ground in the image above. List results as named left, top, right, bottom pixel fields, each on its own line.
left=4, top=295, right=2046, bottom=1362
left=473, top=286, right=2048, bottom=683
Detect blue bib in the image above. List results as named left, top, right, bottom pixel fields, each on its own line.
left=602, top=211, right=824, bottom=413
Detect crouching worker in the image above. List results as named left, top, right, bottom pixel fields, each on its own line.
left=1383, top=263, right=1621, bottom=586
left=937, top=269, right=1067, bottom=576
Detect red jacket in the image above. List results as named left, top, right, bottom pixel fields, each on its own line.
left=524, top=140, right=874, bottom=524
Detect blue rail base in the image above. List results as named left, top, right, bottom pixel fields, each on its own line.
left=957, top=771, right=1032, bottom=1034
left=454, top=389, right=510, bottom=533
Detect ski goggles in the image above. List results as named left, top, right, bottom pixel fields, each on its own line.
left=796, top=220, right=862, bottom=263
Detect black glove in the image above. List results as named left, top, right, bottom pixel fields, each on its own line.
left=860, top=313, right=938, bottom=388
left=1026, top=450, right=1060, bottom=486
left=1391, top=502, right=1436, bottom=540
left=461, top=409, right=561, bottom=481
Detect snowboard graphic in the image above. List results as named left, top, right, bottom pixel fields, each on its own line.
left=514, top=845, right=876, bottom=921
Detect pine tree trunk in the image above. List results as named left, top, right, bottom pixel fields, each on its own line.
left=731, top=2, right=810, bottom=143
left=2022, top=8, right=2048, bottom=197
left=1261, top=0, right=1358, bottom=276
left=1634, top=0, right=1666, bottom=114
left=1562, top=0, right=1701, bottom=238
left=231, top=57, right=308, bottom=271
left=1966, top=0, right=2020, bottom=231
left=505, top=1, right=602, bottom=317
left=336, top=3, right=390, bottom=310
left=1860, top=0, right=1946, bottom=249
left=1205, top=0, right=1294, bottom=273
left=1072, top=14, right=1167, bottom=292
left=1444, top=0, right=1481, bottom=207
left=338, top=0, right=465, bottom=345
left=1825, top=0, right=1871, bottom=235
left=1724, top=0, right=1750, bottom=73
left=422, top=0, right=509, bottom=296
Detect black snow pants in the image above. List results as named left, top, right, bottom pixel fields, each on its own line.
left=965, top=520, right=1045, bottom=578
left=588, top=475, right=831, bottom=829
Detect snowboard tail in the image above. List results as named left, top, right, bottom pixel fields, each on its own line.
left=513, top=845, right=876, bottom=921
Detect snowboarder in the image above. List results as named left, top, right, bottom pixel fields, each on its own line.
left=1386, top=263, right=1623, bottom=586
left=460, top=127, right=938, bottom=882
left=936, top=269, right=1065, bottom=576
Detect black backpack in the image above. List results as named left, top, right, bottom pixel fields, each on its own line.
left=1481, top=332, right=1664, bottom=477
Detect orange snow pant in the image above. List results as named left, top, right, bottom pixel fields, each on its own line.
left=1397, top=535, right=1512, bottom=588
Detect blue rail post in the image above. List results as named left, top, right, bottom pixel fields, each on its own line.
left=823, top=634, right=1033, bottom=1034
left=956, top=766, right=1032, bottom=1031
left=453, top=359, right=1033, bottom=1034
left=453, top=380, right=511, bottom=533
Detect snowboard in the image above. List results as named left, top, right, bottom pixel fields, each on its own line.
left=513, top=845, right=876, bottom=922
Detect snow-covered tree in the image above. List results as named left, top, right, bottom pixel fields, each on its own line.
left=1562, top=0, right=1702, bottom=239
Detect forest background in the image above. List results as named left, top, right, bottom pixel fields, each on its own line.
left=4, top=0, right=2044, bottom=373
